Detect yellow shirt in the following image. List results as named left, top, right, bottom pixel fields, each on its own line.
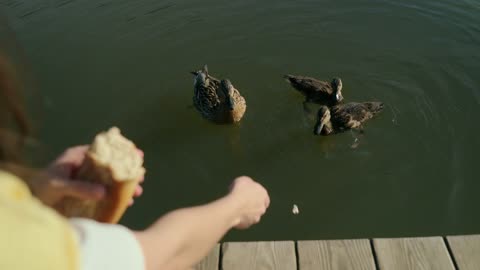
left=0, top=170, right=79, bottom=270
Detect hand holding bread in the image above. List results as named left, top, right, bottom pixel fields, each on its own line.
left=59, top=127, right=146, bottom=223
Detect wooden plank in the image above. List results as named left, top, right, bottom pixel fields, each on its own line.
left=297, top=239, right=376, bottom=270
left=447, top=234, right=480, bottom=270
left=374, top=237, right=455, bottom=270
left=194, top=244, right=220, bottom=270
left=221, top=241, right=296, bottom=270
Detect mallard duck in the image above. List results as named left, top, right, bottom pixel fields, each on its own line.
left=191, top=65, right=246, bottom=123
left=314, top=102, right=383, bottom=135
left=284, top=75, right=343, bottom=105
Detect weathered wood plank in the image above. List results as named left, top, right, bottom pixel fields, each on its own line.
left=374, top=237, right=455, bottom=270
left=194, top=244, right=220, bottom=270
left=297, top=239, right=376, bottom=270
left=447, top=234, right=480, bottom=270
left=221, top=241, right=296, bottom=270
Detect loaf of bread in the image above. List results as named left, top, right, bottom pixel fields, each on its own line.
left=61, top=127, right=145, bottom=223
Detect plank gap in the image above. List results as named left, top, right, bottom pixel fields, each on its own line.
left=294, top=241, right=300, bottom=270
left=369, top=239, right=380, bottom=270
left=443, top=237, right=459, bottom=270
left=218, top=242, right=224, bottom=270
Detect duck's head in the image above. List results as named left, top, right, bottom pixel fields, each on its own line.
left=192, top=64, right=209, bottom=86
left=221, top=79, right=235, bottom=111
left=314, top=106, right=331, bottom=135
left=331, top=78, right=343, bottom=102
left=194, top=72, right=207, bottom=88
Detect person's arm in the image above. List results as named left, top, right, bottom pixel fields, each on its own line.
left=134, top=176, right=270, bottom=270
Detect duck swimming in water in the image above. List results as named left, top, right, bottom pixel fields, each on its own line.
left=284, top=75, right=344, bottom=106
left=314, top=102, right=383, bottom=135
left=191, top=65, right=246, bottom=124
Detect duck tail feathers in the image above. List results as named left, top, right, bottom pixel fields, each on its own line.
left=365, top=102, right=384, bottom=114
left=283, top=74, right=296, bottom=84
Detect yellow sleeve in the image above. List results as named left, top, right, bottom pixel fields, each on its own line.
left=0, top=170, right=79, bottom=270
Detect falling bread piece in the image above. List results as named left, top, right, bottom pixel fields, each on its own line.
left=61, top=127, right=145, bottom=223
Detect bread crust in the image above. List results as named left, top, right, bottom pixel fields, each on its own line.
left=61, top=127, right=145, bottom=223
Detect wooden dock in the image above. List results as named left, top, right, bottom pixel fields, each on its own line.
left=195, top=235, right=480, bottom=270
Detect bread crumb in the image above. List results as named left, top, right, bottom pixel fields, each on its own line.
left=292, top=204, right=299, bottom=215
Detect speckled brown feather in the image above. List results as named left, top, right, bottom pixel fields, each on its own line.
left=193, top=77, right=221, bottom=121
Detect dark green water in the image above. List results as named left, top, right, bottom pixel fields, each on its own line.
left=2, top=0, right=479, bottom=241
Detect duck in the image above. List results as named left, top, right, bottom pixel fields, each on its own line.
left=191, top=65, right=246, bottom=124
left=314, top=102, right=383, bottom=135
left=284, top=75, right=344, bottom=106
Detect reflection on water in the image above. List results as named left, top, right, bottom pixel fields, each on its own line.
left=2, top=0, right=479, bottom=240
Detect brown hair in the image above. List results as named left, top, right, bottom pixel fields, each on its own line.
left=0, top=52, right=31, bottom=165
left=0, top=15, right=44, bottom=189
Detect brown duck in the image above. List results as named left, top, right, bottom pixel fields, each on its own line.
left=284, top=75, right=344, bottom=105
left=191, top=65, right=246, bottom=124
left=314, top=102, right=384, bottom=135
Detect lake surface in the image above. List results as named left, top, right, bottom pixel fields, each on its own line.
left=2, top=0, right=479, bottom=241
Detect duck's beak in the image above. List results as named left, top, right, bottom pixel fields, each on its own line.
left=226, top=96, right=235, bottom=111
left=335, top=93, right=342, bottom=102
left=190, top=71, right=198, bottom=76
left=313, top=121, right=324, bottom=135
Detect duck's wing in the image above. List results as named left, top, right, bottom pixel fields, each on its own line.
left=284, top=75, right=332, bottom=94
left=360, top=102, right=384, bottom=116
left=194, top=81, right=221, bottom=110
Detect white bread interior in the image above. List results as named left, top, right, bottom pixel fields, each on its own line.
left=61, top=127, right=145, bottom=223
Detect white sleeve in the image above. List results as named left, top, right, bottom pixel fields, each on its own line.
left=69, top=218, right=145, bottom=270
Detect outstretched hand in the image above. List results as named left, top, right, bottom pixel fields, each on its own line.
left=228, top=176, right=270, bottom=229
